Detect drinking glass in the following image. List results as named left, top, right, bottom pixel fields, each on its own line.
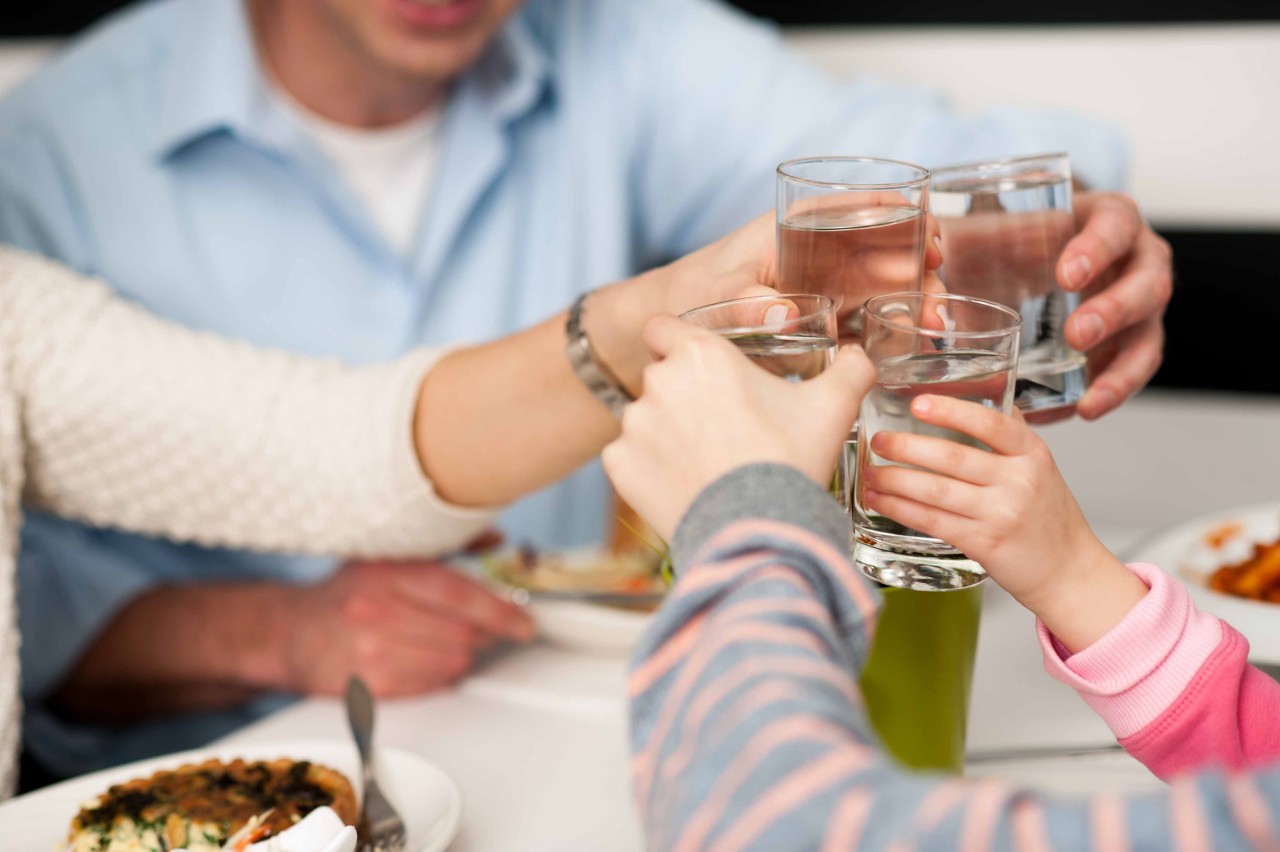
left=776, top=157, right=931, bottom=343
left=931, top=153, right=1085, bottom=419
left=853, top=292, right=1021, bottom=591
left=678, top=294, right=837, bottom=381
left=681, top=294, right=841, bottom=499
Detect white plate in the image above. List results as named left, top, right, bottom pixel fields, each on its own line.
left=528, top=597, right=654, bottom=656
left=1126, top=500, right=1280, bottom=663
left=472, top=549, right=659, bottom=657
left=0, top=738, right=461, bottom=852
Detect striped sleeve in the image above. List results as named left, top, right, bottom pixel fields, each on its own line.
left=628, top=463, right=1280, bottom=851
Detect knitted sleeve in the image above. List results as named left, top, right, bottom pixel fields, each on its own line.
left=1, top=247, right=496, bottom=557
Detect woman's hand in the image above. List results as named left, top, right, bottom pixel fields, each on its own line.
left=861, top=395, right=1147, bottom=651
left=589, top=212, right=943, bottom=394
left=602, top=315, right=875, bottom=542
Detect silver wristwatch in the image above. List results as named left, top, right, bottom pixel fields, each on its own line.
left=565, top=291, right=635, bottom=417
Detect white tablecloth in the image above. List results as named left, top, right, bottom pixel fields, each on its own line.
left=215, top=390, right=1280, bottom=849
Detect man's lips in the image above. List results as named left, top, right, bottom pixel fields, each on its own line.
left=387, top=0, right=485, bottom=30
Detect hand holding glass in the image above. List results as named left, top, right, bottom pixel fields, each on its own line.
left=931, top=153, right=1083, bottom=418
left=852, top=292, right=1021, bottom=591
left=678, top=294, right=837, bottom=382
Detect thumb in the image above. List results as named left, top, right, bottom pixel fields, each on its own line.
left=924, top=211, right=944, bottom=270
left=642, top=312, right=713, bottom=360
left=724, top=292, right=798, bottom=329
left=811, top=344, right=876, bottom=418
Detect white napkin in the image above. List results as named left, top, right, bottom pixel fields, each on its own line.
left=172, top=808, right=356, bottom=852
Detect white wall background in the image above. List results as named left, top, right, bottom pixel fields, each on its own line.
left=2, top=24, right=1278, bottom=228
left=789, top=24, right=1280, bottom=229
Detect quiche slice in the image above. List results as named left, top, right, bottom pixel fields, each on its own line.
left=66, top=758, right=358, bottom=852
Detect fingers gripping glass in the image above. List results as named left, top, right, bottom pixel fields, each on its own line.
left=931, top=153, right=1084, bottom=419
left=852, top=292, right=1022, bottom=591
left=678, top=294, right=838, bottom=382
left=679, top=294, right=844, bottom=499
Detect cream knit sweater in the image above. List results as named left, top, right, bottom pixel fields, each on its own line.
left=0, top=247, right=497, bottom=796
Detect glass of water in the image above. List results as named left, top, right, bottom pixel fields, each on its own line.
left=679, top=294, right=837, bottom=381
left=931, top=153, right=1084, bottom=420
left=853, top=291, right=1021, bottom=591
left=776, top=157, right=930, bottom=344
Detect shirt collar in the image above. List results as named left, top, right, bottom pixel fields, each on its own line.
left=474, top=12, right=552, bottom=123
left=149, top=0, right=285, bottom=160
left=150, top=1, right=552, bottom=161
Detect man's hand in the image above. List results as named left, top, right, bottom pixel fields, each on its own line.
left=1058, top=192, right=1173, bottom=420
left=53, top=559, right=534, bottom=724
left=280, top=560, right=535, bottom=697
left=603, top=315, right=875, bottom=541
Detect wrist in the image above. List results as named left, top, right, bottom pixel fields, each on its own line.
left=1020, top=539, right=1149, bottom=654
left=585, top=269, right=670, bottom=394
left=229, top=583, right=300, bottom=690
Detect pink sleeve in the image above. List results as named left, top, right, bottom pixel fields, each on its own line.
left=1039, top=562, right=1280, bottom=780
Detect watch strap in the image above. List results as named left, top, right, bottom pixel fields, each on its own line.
left=565, top=291, right=635, bottom=417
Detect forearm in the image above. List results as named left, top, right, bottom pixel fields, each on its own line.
left=51, top=583, right=294, bottom=724
left=634, top=468, right=1280, bottom=850
left=630, top=465, right=880, bottom=842
left=6, top=248, right=490, bottom=557
left=1022, top=540, right=1149, bottom=654
left=415, top=273, right=665, bottom=507
left=1039, top=563, right=1280, bottom=779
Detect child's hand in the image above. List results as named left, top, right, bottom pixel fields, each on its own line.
left=602, top=314, right=875, bottom=543
left=862, top=394, right=1147, bottom=652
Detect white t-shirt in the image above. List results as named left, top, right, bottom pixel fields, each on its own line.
left=275, top=92, right=443, bottom=258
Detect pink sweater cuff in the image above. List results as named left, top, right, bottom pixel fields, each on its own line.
left=1038, top=562, right=1223, bottom=738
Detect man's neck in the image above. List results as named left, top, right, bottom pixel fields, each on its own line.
left=249, top=0, right=444, bottom=128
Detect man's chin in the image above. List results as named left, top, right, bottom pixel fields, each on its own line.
left=375, top=34, right=491, bottom=85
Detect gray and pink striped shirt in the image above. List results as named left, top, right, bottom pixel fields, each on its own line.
left=629, top=464, right=1280, bottom=850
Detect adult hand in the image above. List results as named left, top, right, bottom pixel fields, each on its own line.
left=593, top=211, right=942, bottom=393
left=1058, top=192, right=1172, bottom=421
left=281, top=560, right=534, bottom=697
left=602, top=315, right=876, bottom=541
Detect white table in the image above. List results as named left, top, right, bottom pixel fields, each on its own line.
left=215, top=390, right=1280, bottom=849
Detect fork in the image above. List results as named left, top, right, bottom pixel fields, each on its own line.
left=345, top=676, right=408, bottom=852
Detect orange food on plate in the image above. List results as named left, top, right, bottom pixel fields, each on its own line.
left=1208, top=539, right=1280, bottom=603
left=1204, top=522, right=1245, bottom=549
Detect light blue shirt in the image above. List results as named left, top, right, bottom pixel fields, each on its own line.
left=0, top=0, right=1125, bottom=775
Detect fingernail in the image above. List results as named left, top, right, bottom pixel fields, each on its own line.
left=1073, top=313, right=1105, bottom=349
left=932, top=234, right=942, bottom=251
left=912, top=396, right=932, bottom=414
left=764, top=304, right=789, bottom=327
left=1064, top=255, right=1093, bottom=289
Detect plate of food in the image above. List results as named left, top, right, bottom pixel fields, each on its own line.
left=0, top=739, right=461, bottom=852
left=1126, top=500, right=1280, bottom=663
left=480, top=546, right=667, bottom=656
